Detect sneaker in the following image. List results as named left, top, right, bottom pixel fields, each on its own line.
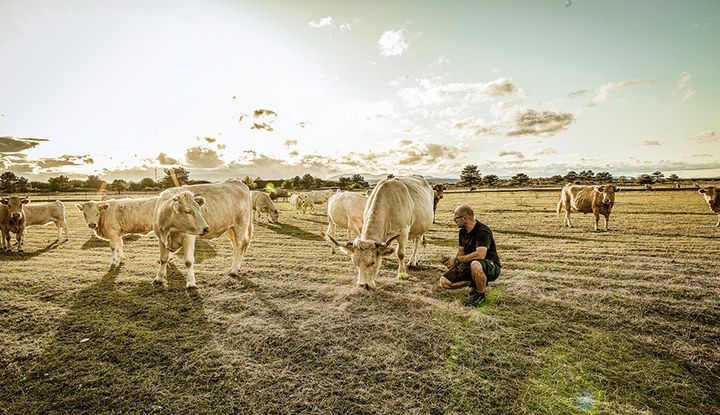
left=468, top=292, right=486, bottom=307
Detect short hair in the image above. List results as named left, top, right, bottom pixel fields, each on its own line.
left=454, top=205, right=474, bottom=219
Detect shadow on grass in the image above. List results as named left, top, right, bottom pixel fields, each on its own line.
left=256, top=221, right=324, bottom=242
left=494, top=228, right=596, bottom=242
left=297, top=216, right=327, bottom=225
left=0, top=265, right=223, bottom=414
left=80, top=234, right=141, bottom=250
left=0, top=240, right=65, bottom=261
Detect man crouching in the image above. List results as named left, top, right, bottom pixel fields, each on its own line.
left=440, top=205, right=502, bottom=307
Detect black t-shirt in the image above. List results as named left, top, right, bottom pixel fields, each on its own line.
left=459, top=220, right=501, bottom=266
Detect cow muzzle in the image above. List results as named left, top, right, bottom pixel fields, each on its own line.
left=11, top=213, right=22, bottom=220
left=200, top=226, right=210, bottom=236
left=88, top=223, right=97, bottom=229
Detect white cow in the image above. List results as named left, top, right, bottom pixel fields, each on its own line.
left=76, top=197, right=158, bottom=265
left=251, top=191, right=280, bottom=223
left=153, top=179, right=253, bottom=288
left=328, top=175, right=434, bottom=289
left=24, top=200, right=69, bottom=242
left=325, top=192, right=367, bottom=254
left=304, top=189, right=334, bottom=212
left=289, top=193, right=308, bottom=215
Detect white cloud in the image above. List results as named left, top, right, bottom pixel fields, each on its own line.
left=499, top=150, right=525, bottom=159
left=378, top=30, right=408, bottom=57
left=641, top=139, right=662, bottom=146
left=672, top=71, right=696, bottom=103
left=433, top=55, right=450, bottom=66
left=506, top=109, right=575, bottom=136
left=308, top=16, right=333, bottom=28
left=397, top=78, right=518, bottom=107
left=588, top=79, right=654, bottom=106
left=696, top=130, right=718, bottom=141
left=534, top=147, right=557, bottom=156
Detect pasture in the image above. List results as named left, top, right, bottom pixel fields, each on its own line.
left=1, top=189, right=718, bottom=414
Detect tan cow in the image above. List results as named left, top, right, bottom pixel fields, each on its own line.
left=76, top=197, right=158, bottom=265
left=153, top=179, right=253, bottom=288
left=432, top=184, right=446, bottom=223
left=698, top=186, right=720, bottom=227
left=268, top=187, right=290, bottom=202
left=325, top=192, right=367, bottom=254
left=557, top=183, right=618, bottom=231
left=24, top=201, right=69, bottom=242
left=1, top=196, right=29, bottom=252
left=304, top=189, right=334, bottom=212
left=289, top=193, right=307, bottom=215
left=251, top=191, right=280, bottom=223
left=328, top=175, right=434, bottom=289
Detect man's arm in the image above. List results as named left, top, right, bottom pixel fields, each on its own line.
left=444, top=247, right=465, bottom=269
left=456, top=246, right=487, bottom=263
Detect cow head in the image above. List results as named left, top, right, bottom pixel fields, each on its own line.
left=75, top=201, right=109, bottom=230
left=433, top=184, right=446, bottom=199
left=270, top=208, right=280, bottom=223
left=1, top=196, right=29, bottom=223
left=327, top=234, right=398, bottom=289
left=699, top=186, right=718, bottom=208
left=595, top=185, right=617, bottom=206
left=169, top=191, right=210, bottom=236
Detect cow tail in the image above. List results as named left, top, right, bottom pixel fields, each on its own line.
left=556, top=197, right=562, bottom=216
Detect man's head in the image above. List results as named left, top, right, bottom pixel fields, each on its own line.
left=453, top=205, right=475, bottom=228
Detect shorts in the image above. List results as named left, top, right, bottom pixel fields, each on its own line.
left=443, top=259, right=501, bottom=285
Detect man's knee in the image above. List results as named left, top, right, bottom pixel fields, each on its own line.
left=470, top=261, right=485, bottom=278
left=439, top=276, right=453, bottom=289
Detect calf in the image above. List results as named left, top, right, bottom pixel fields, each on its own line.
left=0, top=196, right=29, bottom=252
left=698, top=186, right=720, bottom=227
left=76, top=197, right=158, bottom=265
left=432, top=184, right=446, bottom=223
left=557, top=183, right=618, bottom=231
left=251, top=191, right=280, bottom=223
left=24, top=201, right=69, bottom=242
left=289, top=193, right=307, bottom=215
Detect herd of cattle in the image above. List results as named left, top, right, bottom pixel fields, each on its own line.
left=1, top=178, right=719, bottom=289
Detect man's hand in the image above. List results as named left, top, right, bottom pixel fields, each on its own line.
left=444, top=256, right=458, bottom=270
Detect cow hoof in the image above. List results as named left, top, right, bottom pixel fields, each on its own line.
left=186, top=283, right=197, bottom=289
left=227, top=271, right=240, bottom=278
left=397, top=272, right=408, bottom=281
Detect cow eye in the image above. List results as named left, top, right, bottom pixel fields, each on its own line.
left=185, top=209, right=192, bottom=214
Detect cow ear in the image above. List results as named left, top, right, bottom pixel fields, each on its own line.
left=75, top=204, right=83, bottom=211
left=0, top=198, right=7, bottom=205
left=614, top=186, right=619, bottom=192
left=698, top=188, right=706, bottom=194
left=21, top=198, right=30, bottom=204
left=376, top=244, right=396, bottom=257
left=98, top=203, right=109, bottom=211
left=194, top=196, right=206, bottom=207
left=596, top=186, right=605, bottom=192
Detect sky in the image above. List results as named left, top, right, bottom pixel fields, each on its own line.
left=1, top=0, right=719, bottom=182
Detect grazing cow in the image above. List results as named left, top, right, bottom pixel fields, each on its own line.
left=251, top=191, right=280, bottom=223
left=76, top=197, right=158, bottom=265
left=644, top=184, right=653, bottom=191
left=674, top=183, right=682, bottom=189
left=24, top=200, right=69, bottom=242
left=289, top=193, right=307, bottom=215
left=432, top=184, right=446, bottom=223
left=557, top=183, right=618, bottom=231
left=153, top=179, right=253, bottom=288
left=269, top=187, right=290, bottom=202
left=698, top=186, right=720, bottom=227
left=0, top=196, right=29, bottom=252
left=328, top=175, right=434, bottom=289
left=325, top=192, right=367, bottom=254
left=304, top=189, right=334, bottom=212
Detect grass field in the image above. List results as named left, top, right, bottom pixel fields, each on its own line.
left=1, top=189, right=718, bottom=414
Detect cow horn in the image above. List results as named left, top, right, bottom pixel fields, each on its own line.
left=325, top=233, right=352, bottom=247
left=377, top=234, right=400, bottom=248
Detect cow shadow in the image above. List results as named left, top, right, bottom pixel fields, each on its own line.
left=0, top=264, right=216, bottom=414
left=298, top=216, right=327, bottom=225
left=0, top=240, right=65, bottom=261
left=193, top=239, right=218, bottom=263
left=80, top=234, right=141, bottom=250
left=256, top=222, right=324, bottom=242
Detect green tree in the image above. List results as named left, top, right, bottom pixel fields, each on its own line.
left=85, top=175, right=105, bottom=190
left=161, top=167, right=190, bottom=188
left=48, top=175, right=71, bottom=192
left=564, top=171, right=578, bottom=183
left=242, top=175, right=257, bottom=190
left=668, top=173, right=679, bottom=182
left=637, top=174, right=654, bottom=185
left=138, top=177, right=157, bottom=190
left=652, top=171, right=664, bottom=183
left=482, top=174, right=499, bottom=187
left=595, top=171, right=613, bottom=183
left=0, top=171, right=19, bottom=193
left=351, top=174, right=369, bottom=188
left=511, top=172, right=530, bottom=187
left=459, top=165, right=482, bottom=187
left=110, top=179, right=129, bottom=194
left=578, top=170, right=594, bottom=183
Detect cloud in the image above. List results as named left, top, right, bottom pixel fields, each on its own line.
left=672, top=71, right=696, bottom=103
left=289, top=150, right=299, bottom=157
left=499, top=150, right=525, bottom=159
left=397, top=78, right=518, bottom=107
left=378, top=30, right=408, bottom=57
left=0, top=136, right=48, bottom=153
left=567, top=89, right=588, bottom=98
left=203, top=137, right=216, bottom=143
left=696, top=130, right=718, bottom=141
left=157, top=152, right=180, bottom=165
left=506, top=109, right=574, bottom=136
left=433, top=55, right=450, bottom=66
left=253, top=109, right=277, bottom=118
left=641, top=139, right=662, bottom=146
left=534, top=147, right=557, bottom=156
left=309, top=16, right=333, bottom=28
left=184, top=147, right=224, bottom=168
left=588, top=80, right=653, bottom=106
left=399, top=139, right=413, bottom=146
left=217, top=144, right=226, bottom=150
left=297, top=121, right=310, bottom=128
left=251, top=123, right=274, bottom=132
left=35, top=154, right=94, bottom=169
left=284, top=139, right=298, bottom=147
left=452, top=119, right=496, bottom=136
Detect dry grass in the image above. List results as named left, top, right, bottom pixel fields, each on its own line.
left=0, top=189, right=718, bottom=414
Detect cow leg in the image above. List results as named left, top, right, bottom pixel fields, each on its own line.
left=396, top=236, right=408, bottom=280
left=16, top=230, right=24, bottom=252
left=183, top=234, right=197, bottom=288
left=62, top=218, right=69, bottom=241
left=564, top=208, right=572, bottom=228
left=108, top=232, right=120, bottom=266
left=716, top=214, right=720, bottom=227
left=154, top=241, right=171, bottom=285
left=53, top=221, right=62, bottom=241
left=228, top=223, right=251, bottom=276
left=408, top=236, right=421, bottom=267
left=1, top=229, right=9, bottom=251
left=594, top=213, right=600, bottom=231
left=118, top=237, right=126, bottom=264
left=326, top=221, right=337, bottom=254
left=604, top=214, right=610, bottom=231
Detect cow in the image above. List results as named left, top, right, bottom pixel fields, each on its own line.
left=325, top=192, right=367, bottom=254
left=289, top=193, right=307, bottom=215
left=269, top=187, right=290, bottom=202
left=76, top=197, right=158, bottom=266
left=153, top=179, right=253, bottom=288
left=304, top=189, right=334, bottom=212
left=644, top=184, right=653, bottom=191
left=432, top=184, right=446, bottom=223
left=24, top=200, right=69, bottom=242
left=674, top=183, right=682, bottom=189
left=557, top=183, right=618, bottom=231
left=698, top=186, right=720, bottom=227
left=327, top=175, right=434, bottom=289
left=251, top=191, right=280, bottom=223
left=0, top=196, right=29, bottom=252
